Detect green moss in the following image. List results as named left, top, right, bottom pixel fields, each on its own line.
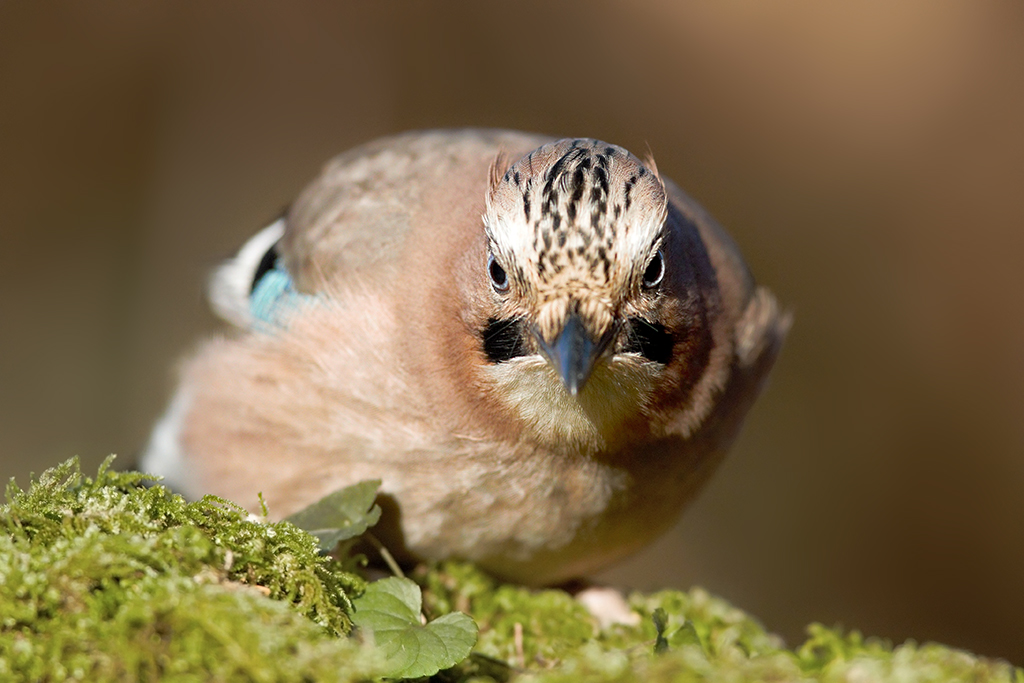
left=0, top=457, right=373, bottom=681
left=1, top=458, right=1020, bottom=683
left=418, top=564, right=1021, bottom=683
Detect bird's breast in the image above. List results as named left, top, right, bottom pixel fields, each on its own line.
left=391, top=427, right=708, bottom=585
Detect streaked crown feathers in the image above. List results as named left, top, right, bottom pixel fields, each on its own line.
left=483, top=138, right=668, bottom=340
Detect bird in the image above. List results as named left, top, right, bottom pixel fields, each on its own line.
left=142, top=129, right=788, bottom=587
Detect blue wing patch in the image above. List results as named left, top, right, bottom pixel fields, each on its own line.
left=250, top=265, right=318, bottom=328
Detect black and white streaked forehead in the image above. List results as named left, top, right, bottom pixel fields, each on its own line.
left=484, top=138, right=668, bottom=289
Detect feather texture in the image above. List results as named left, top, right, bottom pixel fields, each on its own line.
left=142, top=129, right=788, bottom=585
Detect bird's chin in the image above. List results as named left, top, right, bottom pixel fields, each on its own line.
left=481, top=354, right=662, bottom=452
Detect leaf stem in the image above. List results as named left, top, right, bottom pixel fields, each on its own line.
left=365, top=532, right=405, bottom=578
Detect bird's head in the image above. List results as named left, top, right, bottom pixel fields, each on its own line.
left=477, top=139, right=705, bottom=449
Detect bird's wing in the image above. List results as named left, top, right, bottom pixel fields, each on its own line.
left=658, top=177, right=789, bottom=450
left=207, top=218, right=286, bottom=328
left=204, top=129, right=551, bottom=329
left=663, top=177, right=789, bottom=370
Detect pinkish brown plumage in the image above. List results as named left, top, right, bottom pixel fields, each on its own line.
left=142, top=129, right=787, bottom=586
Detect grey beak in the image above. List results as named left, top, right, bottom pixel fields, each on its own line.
left=537, top=313, right=608, bottom=396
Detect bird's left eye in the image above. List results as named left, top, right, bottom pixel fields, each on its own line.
left=488, top=254, right=510, bottom=293
left=642, top=250, right=665, bottom=289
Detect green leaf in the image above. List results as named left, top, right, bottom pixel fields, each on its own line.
left=652, top=607, right=669, bottom=654
left=653, top=607, right=704, bottom=657
left=283, top=480, right=382, bottom=552
left=352, top=576, right=478, bottom=679
left=669, top=619, right=703, bottom=651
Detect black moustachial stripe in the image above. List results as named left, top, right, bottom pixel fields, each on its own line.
left=623, top=318, right=674, bottom=364
left=250, top=242, right=280, bottom=293
left=483, top=318, right=528, bottom=363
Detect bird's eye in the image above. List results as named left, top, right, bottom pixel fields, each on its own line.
left=642, top=250, right=665, bottom=289
left=488, top=254, right=510, bottom=293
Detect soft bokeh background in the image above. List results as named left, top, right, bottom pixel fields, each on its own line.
left=2, top=0, right=1022, bottom=664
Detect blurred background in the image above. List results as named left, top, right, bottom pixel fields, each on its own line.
left=2, top=0, right=1022, bottom=664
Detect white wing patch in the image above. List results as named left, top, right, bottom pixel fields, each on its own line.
left=208, top=218, right=286, bottom=328
left=139, top=386, right=193, bottom=494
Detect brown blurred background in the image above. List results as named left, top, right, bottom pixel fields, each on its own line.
left=2, top=0, right=1022, bottom=664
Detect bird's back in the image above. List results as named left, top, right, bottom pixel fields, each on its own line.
left=283, top=129, right=552, bottom=293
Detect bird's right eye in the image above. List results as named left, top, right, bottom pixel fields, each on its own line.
left=488, top=254, right=510, bottom=293
left=642, top=249, right=665, bottom=289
